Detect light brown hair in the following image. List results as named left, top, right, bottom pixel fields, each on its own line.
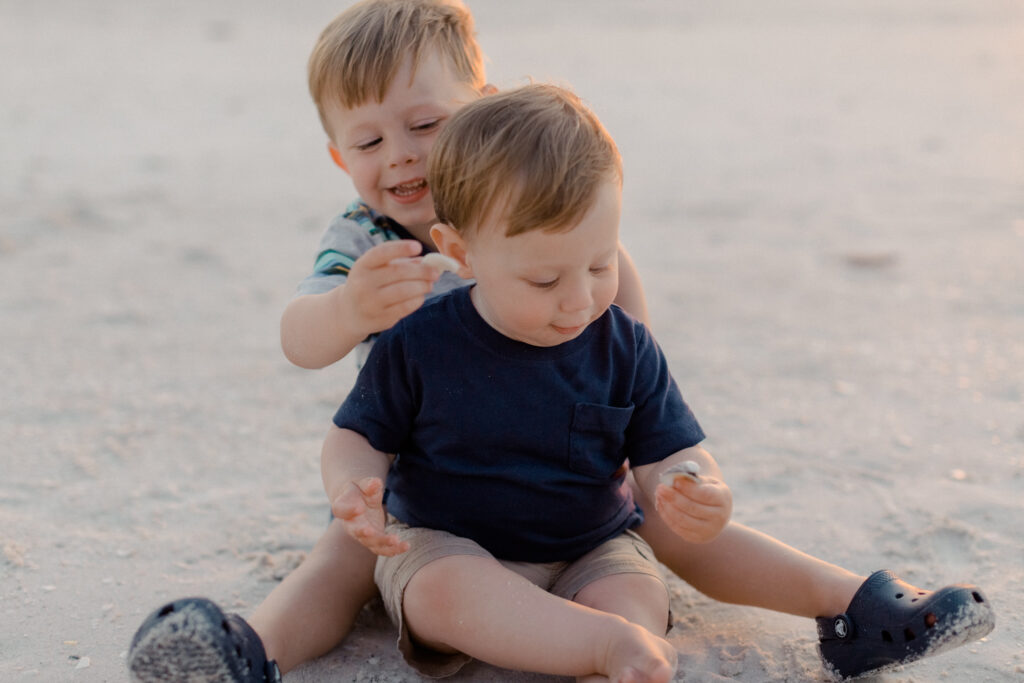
left=428, top=83, right=622, bottom=237
left=308, top=0, right=486, bottom=136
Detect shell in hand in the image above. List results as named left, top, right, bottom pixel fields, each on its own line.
left=659, top=460, right=701, bottom=487
left=422, top=252, right=461, bottom=273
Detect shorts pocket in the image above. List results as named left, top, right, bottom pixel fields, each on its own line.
left=569, top=402, right=635, bottom=479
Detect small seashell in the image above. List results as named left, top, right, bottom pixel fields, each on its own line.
left=659, top=460, right=701, bottom=487
left=422, top=252, right=460, bottom=273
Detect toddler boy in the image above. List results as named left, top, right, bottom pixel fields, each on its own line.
left=325, top=83, right=995, bottom=680
left=326, top=82, right=710, bottom=680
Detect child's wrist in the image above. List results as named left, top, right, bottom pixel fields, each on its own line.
left=331, top=284, right=371, bottom=342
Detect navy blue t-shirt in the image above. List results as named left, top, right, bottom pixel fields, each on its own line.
left=333, top=286, right=704, bottom=562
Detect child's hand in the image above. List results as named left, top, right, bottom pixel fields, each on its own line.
left=331, top=477, right=409, bottom=556
left=654, top=474, right=733, bottom=544
left=343, top=240, right=443, bottom=337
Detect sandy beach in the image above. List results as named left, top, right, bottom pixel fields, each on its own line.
left=2, top=1, right=1022, bottom=680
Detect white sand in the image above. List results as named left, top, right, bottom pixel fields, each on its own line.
left=2, top=1, right=1022, bottom=681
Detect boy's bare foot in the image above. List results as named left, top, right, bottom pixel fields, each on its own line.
left=601, top=621, right=676, bottom=683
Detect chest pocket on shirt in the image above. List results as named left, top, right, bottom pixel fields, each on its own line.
left=569, top=403, right=635, bottom=479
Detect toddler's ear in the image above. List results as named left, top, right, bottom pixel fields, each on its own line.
left=429, top=223, right=472, bottom=278
left=327, top=142, right=348, bottom=173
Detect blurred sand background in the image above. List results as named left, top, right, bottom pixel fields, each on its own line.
left=1, top=1, right=1022, bottom=680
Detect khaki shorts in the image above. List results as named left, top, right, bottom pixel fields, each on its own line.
left=374, top=518, right=668, bottom=678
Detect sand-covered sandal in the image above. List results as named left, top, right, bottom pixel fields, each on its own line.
left=128, top=597, right=281, bottom=683
left=816, top=569, right=995, bottom=680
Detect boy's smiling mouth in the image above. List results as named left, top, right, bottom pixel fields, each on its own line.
left=388, top=178, right=429, bottom=203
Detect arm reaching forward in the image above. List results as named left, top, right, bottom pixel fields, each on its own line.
left=281, top=240, right=442, bottom=369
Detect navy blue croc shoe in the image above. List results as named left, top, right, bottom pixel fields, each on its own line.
left=816, top=570, right=995, bottom=680
left=128, top=597, right=282, bottom=683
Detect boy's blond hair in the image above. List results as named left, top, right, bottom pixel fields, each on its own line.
left=308, top=0, right=486, bottom=136
left=428, top=84, right=622, bottom=238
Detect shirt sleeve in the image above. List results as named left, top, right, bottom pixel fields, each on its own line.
left=623, top=324, right=705, bottom=466
left=293, top=215, right=378, bottom=297
left=332, top=324, right=416, bottom=454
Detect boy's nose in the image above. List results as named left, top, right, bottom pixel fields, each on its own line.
left=560, top=282, right=594, bottom=313
left=388, top=147, right=419, bottom=168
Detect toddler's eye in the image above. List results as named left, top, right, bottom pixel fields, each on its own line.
left=355, top=137, right=382, bottom=151
left=590, top=265, right=609, bottom=275
left=528, top=279, right=558, bottom=289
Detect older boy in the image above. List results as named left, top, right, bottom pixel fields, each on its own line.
left=280, top=0, right=648, bottom=371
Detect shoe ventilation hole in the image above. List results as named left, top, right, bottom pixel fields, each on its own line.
left=925, top=613, right=937, bottom=628
left=158, top=604, right=175, bottom=617
left=904, top=628, right=916, bottom=641
left=973, top=592, right=984, bottom=603
left=911, top=598, right=919, bottom=603
left=881, top=630, right=893, bottom=643
left=222, top=620, right=231, bottom=634
left=894, top=592, right=904, bottom=599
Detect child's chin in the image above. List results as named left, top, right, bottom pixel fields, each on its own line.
left=389, top=203, right=434, bottom=230
left=527, top=331, right=578, bottom=348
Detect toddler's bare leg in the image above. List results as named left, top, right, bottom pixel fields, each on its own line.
left=629, top=474, right=863, bottom=617
left=248, top=519, right=377, bottom=673
left=574, top=573, right=675, bottom=683
left=403, top=555, right=675, bottom=682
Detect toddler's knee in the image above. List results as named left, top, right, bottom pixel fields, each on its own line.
left=404, top=557, right=459, bottom=614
